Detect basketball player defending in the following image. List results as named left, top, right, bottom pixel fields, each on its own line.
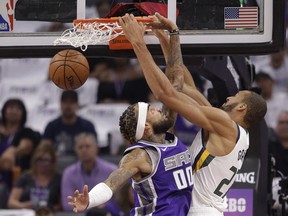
left=67, top=19, right=193, bottom=215
left=119, top=13, right=267, bottom=216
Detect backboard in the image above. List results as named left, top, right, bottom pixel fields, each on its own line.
left=0, top=0, right=285, bottom=58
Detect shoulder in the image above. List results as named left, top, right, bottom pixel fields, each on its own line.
left=77, top=117, right=95, bottom=127
left=17, top=127, right=41, bottom=137
left=121, top=147, right=150, bottom=165
left=20, top=171, right=30, bottom=178
left=124, top=147, right=148, bottom=156
left=46, top=117, right=62, bottom=127
left=62, top=162, right=79, bottom=176
left=16, top=171, right=33, bottom=184
left=124, top=142, right=159, bottom=155
left=13, top=127, right=34, bottom=138
left=18, top=127, right=33, bottom=133
left=120, top=147, right=153, bottom=176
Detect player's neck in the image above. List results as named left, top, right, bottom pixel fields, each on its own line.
left=145, top=134, right=166, bottom=144
left=235, top=120, right=248, bottom=129
left=228, top=112, right=248, bottom=129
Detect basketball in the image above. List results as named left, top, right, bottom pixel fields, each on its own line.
left=49, top=49, right=90, bottom=90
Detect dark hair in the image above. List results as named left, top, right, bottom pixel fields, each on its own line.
left=61, top=90, right=78, bottom=103
left=119, top=103, right=138, bottom=144
left=254, top=71, right=274, bottom=81
left=243, top=91, right=267, bottom=127
left=35, top=206, right=53, bottom=215
left=1, top=98, right=27, bottom=127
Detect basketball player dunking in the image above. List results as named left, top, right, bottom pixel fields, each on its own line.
left=119, top=13, right=267, bottom=216
left=67, top=15, right=193, bottom=215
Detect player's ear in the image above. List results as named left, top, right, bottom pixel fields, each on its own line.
left=143, top=123, right=152, bottom=137
left=238, top=103, right=247, bottom=111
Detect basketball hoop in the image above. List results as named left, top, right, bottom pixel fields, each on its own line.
left=53, top=17, right=153, bottom=51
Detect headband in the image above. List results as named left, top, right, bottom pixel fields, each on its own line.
left=135, top=102, right=148, bottom=141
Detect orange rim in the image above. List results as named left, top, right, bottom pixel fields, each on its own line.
left=74, top=16, right=153, bottom=25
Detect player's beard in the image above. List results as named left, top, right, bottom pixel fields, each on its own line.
left=152, top=118, right=174, bottom=134
left=220, top=102, right=238, bottom=112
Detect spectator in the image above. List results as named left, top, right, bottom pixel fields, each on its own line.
left=41, top=90, right=97, bottom=158
left=0, top=99, right=41, bottom=189
left=96, top=58, right=151, bottom=104
left=7, top=143, right=61, bottom=211
left=254, top=71, right=288, bottom=129
left=269, top=111, right=288, bottom=177
left=0, top=181, right=9, bottom=208
left=0, top=117, right=4, bottom=133
left=252, top=49, right=288, bottom=93
left=35, top=206, right=55, bottom=216
left=90, top=58, right=114, bottom=81
left=38, top=70, right=99, bottom=108
left=61, top=132, right=117, bottom=213
left=95, top=0, right=111, bottom=18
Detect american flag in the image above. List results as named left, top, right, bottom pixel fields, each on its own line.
left=224, top=7, right=258, bottom=29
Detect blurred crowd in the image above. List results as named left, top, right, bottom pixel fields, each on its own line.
left=0, top=57, right=150, bottom=216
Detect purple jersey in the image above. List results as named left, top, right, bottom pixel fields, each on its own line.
left=124, top=133, right=193, bottom=216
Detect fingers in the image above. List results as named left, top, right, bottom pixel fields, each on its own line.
left=119, top=13, right=146, bottom=36
left=68, top=195, right=77, bottom=205
left=146, top=22, right=165, bottom=29
left=155, top=12, right=171, bottom=25
left=68, top=201, right=75, bottom=207
left=67, top=195, right=74, bottom=202
left=139, top=22, right=145, bottom=31
left=153, top=12, right=177, bottom=30
left=119, top=13, right=134, bottom=25
left=119, top=12, right=170, bottom=29
left=118, top=16, right=124, bottom=26
left=83, top=185, right=89, bottom=197
left=155, top=12, right=165, bottom=21
left=74, top=189, right=79, bottom=197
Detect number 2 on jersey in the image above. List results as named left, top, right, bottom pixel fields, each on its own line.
left=214, top=166, right=238, bottom=198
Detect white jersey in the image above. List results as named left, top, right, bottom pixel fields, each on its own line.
left=188, top=124, right=249, bottom=216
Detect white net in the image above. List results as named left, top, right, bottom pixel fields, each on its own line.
left=53, top=21, right=124, bottom=51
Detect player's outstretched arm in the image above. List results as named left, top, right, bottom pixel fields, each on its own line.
left=119, top=14, right=173, bottom=104
left=150, top=13, right=211, bottom=107
left=150, top=15, right=184, bottom=131
left=67, top=148, right=151, bottom=213
left=119, top=14, right=236, bottom=139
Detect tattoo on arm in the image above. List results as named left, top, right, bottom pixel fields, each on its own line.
left=162, top=34, right=183, bottom=126
left=169, top=35, right=183, bottom=67
left=104, top=168, right=135, bottom=192
left=105, top=149, right=150, bottom=192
